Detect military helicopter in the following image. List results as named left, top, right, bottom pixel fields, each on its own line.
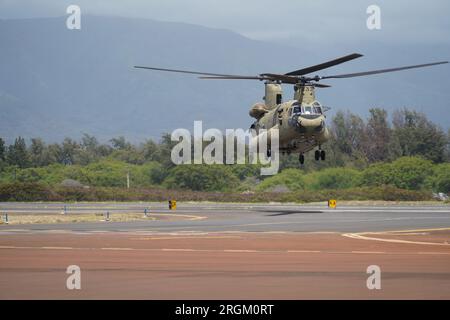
left=135, top=54, right=447, bottom=164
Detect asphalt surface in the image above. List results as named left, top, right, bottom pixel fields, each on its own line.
left=1, top=202, right=450, bottom=233
left=1, top=202, right=450, bottom=299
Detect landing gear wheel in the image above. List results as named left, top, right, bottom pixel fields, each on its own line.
left=320, top=150, right=326, bottom=161
left=299, top=154, right=304, bottom=165
left=267, top=149, right=271, bottom=158
left=315, top=150, right=320, bottom=161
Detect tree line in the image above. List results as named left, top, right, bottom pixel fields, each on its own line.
left=0, top=108, right=449, bottom=195
left=1, top=108, right=448, bottom=170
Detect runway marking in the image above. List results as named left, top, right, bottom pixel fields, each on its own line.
left=287, top=250, right=321, bottom=253
left=149, top=213, right=207, bottom=221
left=130, top=236, right=242, bottom=240
left=0, top=245, right=448, bottom=255
left=343, top=227, right=450, bottom=246
left=417, top=252, right=450, bottom=255
left=350, top=251, right=386, bottom=254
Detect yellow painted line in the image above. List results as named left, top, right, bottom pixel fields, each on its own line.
left=161, top=248, right=196, bottom=252
left=41, top=246, right=73, bottom=250
left=223, top=249, right=258, bottom=253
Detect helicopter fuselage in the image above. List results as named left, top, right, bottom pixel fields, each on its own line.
left=250, top=83, right=330, bottom=155
left=135, top=53, right=447, bottom=163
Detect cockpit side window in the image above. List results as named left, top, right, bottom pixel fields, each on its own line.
left=312, top=102, right=322, bottom=115
left=292, top=105, right=301, bottom=114
left=313, top=106, right=322, bottom=114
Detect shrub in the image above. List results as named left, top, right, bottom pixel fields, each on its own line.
left=361, top=157, right=433, bottom=190
left=163, top=165, right=239, bottom=191
left=256, top=168, right=305, bottom=192
left=0, top=182, right=56, bottom=201
left=426, top=163, right=450, bottom=194
left=304, top=167, right=362, bottom=190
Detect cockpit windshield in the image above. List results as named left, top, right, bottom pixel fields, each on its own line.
left=291, top=102, right=322, bottom=116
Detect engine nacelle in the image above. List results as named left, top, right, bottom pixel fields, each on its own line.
left=264, top=83, right=283, bottom=108
left=249, top=102, right=268, bottom=119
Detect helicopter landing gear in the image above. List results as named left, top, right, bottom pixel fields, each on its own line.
left=315, top=149, right=326, bottom=161
left=299, top=153, right=304, bottom=165
left=315, top=150, right=320, bottom=161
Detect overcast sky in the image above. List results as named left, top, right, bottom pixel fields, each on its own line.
left=1, top=0, right=449, bottom=45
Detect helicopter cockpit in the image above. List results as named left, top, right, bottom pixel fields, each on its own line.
left=290, top=102, right=323, bottom=117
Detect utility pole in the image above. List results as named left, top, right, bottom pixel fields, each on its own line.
left=126, top=170, right=130, bottom=189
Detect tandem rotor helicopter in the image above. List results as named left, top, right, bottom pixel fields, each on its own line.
left=135, top=53, right=448, bottom=164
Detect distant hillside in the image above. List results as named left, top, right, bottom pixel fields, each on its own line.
left=0, top=16, right=449, bottom=143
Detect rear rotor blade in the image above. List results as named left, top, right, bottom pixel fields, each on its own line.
left=313, top=83, right=332, bottom=88
left=258, top=73, right=300, bottom=84
left=320, top=61, right=449, bottom=79
left=285, top=53, right=363, bottom=76
left=200, top=74, right=299, bottom=83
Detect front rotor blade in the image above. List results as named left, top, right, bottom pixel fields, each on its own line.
left=285, top=53, right=363, bottom=76
left=134, top=66, right=249, bottom=78
left=321, top=61, right=449, bottom=79
left=199, top=76, right=266, bottom=80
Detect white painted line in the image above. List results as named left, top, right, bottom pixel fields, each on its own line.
left=161, top=248, right=196, bottom=252
left=343, top=227, right=450, bottom=246
left=351, top=251, right=386, bottom=254
left=287, top=250, right=322, bottom=253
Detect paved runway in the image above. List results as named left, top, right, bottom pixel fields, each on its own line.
left=1, top=202, right=450, bottom=233
left=1, top=202, right=450, bottom=299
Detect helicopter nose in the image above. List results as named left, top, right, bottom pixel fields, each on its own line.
left=297, top=117, right=324, bottom=132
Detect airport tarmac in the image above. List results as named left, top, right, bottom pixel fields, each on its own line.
left=1, top=202, right=450, bottom=299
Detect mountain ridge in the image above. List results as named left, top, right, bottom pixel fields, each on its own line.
left=0, top=15, right=449, bottom=143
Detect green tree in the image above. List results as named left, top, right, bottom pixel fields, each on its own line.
left=0, top=138, right=5, bottom=162
left=30, top=138, right=46, bottom=167
left=110, top=136, right=130, bottom=150
left=0, top=137, right=6, bottom=171
left=392, top=109, right=446, bottom=163
left=7, top=137, right=30, bottom=168
left=365, top=108, right=391, bottom=162
left=61, top=138, right=79, bottom=165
